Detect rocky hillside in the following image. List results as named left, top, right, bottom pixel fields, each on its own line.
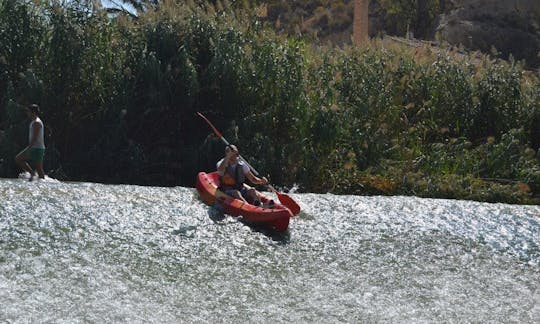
left=434, top=0, right=540, bottom=68
left=262, top=0, right=540, bottom=69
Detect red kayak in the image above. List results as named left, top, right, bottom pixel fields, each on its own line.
left=196, top=171, right=293, bottom=231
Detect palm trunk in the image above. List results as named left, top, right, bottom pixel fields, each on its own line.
left=353, top=0, right=369, bottom=46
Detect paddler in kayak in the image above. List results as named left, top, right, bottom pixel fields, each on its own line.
left=216, top=144, right=269, bottom=206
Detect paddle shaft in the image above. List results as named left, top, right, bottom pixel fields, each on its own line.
left=196, top=113, right=259, bottom=175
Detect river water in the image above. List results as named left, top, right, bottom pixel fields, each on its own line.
left=1, top=178, right=539, bottom=322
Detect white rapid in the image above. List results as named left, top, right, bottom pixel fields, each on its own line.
left=1, top=178, right=539, bottom=322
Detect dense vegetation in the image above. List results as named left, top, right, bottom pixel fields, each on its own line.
left=1, top=0, right=539, bottom=204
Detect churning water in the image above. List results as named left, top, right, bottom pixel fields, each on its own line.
left=1, top=178, right=539, bottom=323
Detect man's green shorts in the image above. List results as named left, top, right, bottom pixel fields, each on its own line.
left=27, top=148, right=45, bottom=165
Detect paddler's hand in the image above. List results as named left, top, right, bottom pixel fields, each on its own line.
left=259, top=177, right=268, bottom=185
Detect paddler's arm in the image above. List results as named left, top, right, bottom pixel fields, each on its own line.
left=217, top=158, right=227, bottom=176
left=246, top=171, right=268, bottom=185
left=217, top=150, right=234, bottom=175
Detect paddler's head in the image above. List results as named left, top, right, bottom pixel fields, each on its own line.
left=225, top=144, right=239, bottom=162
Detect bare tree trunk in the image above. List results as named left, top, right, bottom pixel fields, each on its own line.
left=353, top=0, right=369, bottom=46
